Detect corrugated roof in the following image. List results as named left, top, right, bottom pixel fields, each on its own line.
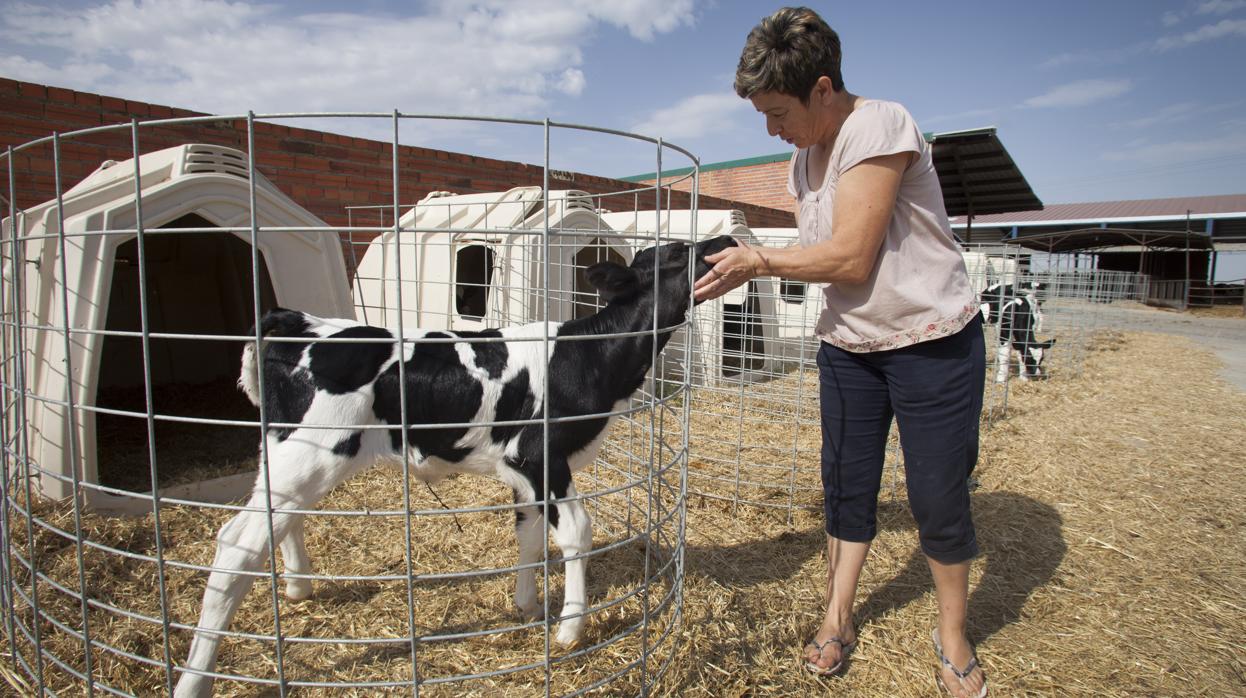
left=928, top=127, right=1042, bottom=217
left=950, top=193, right=1246, bottom=226
left=1004, top=226, right=1214, bottom=253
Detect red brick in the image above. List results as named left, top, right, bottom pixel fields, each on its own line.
left=45, top=86, right=74, bottom=104
left=74, top=91, right=102, bottom=109
left=280, top=139, right=317, bottom=155
left=293, top=155, right=331, bottom=171
left=260, top=152, right=296, bottom=169
left=43, top=103, right=103, bottom=128
left=312, top=172, right=348, bottom=187
left=122, top=101, right=150, bottom=117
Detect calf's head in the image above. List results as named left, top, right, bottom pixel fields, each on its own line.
left=1020, top=337, right=1056, bottom=379
left=585, top=235, right=737, bottom=325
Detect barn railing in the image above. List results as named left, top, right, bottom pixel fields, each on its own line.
left=1189, top=278, right=1246, bottom=310
left=1146, top=279, right=1189, bottom=309
left=1025, top=270, right=1149, bottom=303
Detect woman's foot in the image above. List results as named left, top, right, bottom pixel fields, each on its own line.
left=933, top=628, right=987, bottom=697
left=803, top=616, right=856, bottom=675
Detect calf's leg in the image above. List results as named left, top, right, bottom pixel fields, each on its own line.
left=175, top=438, right=361, bottom=698
left=994, top=343, right=1012, bottom=383
left=552, top=480, right=592, bottom=647
left=278, top=514, right=313, bottom=601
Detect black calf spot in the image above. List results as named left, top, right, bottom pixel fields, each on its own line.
left=309, top=325, right=395, bottom=394
left=469, top=329, right=508, bottom=380
left=513, top=488, right=527, bottom=526
left=263, top=361, right=315, bottom=443
left=332, top=432, right=363, bottom=457
left=492, top=369, right=536, bottom=444
left=373, top=332, right=482, bottom=462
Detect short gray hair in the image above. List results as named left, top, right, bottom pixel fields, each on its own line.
left=734, top=6, right=844, bottom=102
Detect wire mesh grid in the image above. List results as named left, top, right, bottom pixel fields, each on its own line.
left=667, top=237, right=1151, bottom=521
left=1, top=113, right=705, bottom=696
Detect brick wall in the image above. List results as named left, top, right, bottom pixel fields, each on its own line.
left=633, top=158, right=797, bottom=221
left=0, top=78, right=796, bottom=272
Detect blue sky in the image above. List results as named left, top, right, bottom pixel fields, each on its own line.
left=2, top=0, right=1244, bottom=207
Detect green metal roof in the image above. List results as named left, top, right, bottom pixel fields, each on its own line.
left=618, top=152, right=791, bottom=183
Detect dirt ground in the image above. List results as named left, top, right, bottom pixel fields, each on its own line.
left=2, top=321, right=1244, bottom=697
left=654, top=327, right=1246, bottom=697
left=1088, top=302, right=1246, bottom=392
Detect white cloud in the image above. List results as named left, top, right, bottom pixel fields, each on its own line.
left=434, top=0, right=695, bottom=41
left=920, top=106, right=1007, bottom=128
left=578, top=0, right=697, bottom=40
left=1043, top=4, right=1246, bottom=66
left=1158, top=1, right=1245, bottom=29
left=556, top=68, right=586, bottom=96
left=1111, top=100, right=1243, bottom=129
left=1022, top=79, right=1134, bottom=109
left=1196, top=0, right=1246, bottom=16
left=629, top=92, right=751, bottom=141
left=1154, top=18, right=1246, bottom=50
left=0, top=54, right=115, bottom=85
left=0, top=0, right=696, bottom=122
left=1113, top=102, right=1202, bottom=129
left=1102, top=131, right=1246, bottom=163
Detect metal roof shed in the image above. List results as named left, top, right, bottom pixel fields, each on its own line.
left=1004, top=227, right=1214, bottom=254
left=929, top=126, right=1043, bottom=220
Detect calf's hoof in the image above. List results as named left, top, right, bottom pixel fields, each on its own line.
left=516, top=602, right=545, bottom=622
left=555, top=621, right=583, bottom=648
left=285, top=578, right=313, bottom=601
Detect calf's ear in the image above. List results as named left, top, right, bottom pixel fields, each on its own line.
left=586, top=262, right=640, bottom=303
left=703, top=235, right=738, bottom=257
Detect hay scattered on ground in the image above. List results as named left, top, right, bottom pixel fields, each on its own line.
left=5, top=329, right=1246, bottom=696
left=1187, top=305, right=1245, bottom=319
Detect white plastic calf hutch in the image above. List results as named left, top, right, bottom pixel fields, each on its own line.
left=352, top=186, right=631, bottom=331
left=10, top=144, right=354, bottom=510
left=599, top=209, right=780, bottom=385
left=750, top=227, right=824, bottom=365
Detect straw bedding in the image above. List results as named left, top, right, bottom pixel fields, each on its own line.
left=5, top=329, right=1245, bottom=696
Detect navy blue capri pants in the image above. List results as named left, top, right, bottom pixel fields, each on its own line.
left=817, top=314, right=985, bottom=564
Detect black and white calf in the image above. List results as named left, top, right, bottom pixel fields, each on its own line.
left=174, top=235, right=737, bottom=697
left=980, top=281, right=1055, bottom=383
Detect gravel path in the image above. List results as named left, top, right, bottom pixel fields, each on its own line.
left=1088, top=302, right=1246, bottom=392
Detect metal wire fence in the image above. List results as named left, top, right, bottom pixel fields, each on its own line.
left=1, top=113, right=703, bottom=696
left=666, top=240, right=1153, bottom=520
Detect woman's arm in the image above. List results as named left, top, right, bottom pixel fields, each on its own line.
left=693, top=150, right=910, bottom=302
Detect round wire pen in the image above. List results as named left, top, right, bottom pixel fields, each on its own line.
left=1, top=112, right=703, bottom=696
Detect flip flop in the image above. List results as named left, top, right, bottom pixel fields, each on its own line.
left=804, top=635, right=857, bottom=676
left=932, top=628, right=987, bottom=698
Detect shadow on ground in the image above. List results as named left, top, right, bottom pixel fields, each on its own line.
left=684, top=490, right=1066, bottom=644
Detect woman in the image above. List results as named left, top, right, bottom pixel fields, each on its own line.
left=694, top=7, right=988, bottom=697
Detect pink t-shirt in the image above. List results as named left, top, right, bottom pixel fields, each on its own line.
left=788, top=100, right=978, bottom=352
